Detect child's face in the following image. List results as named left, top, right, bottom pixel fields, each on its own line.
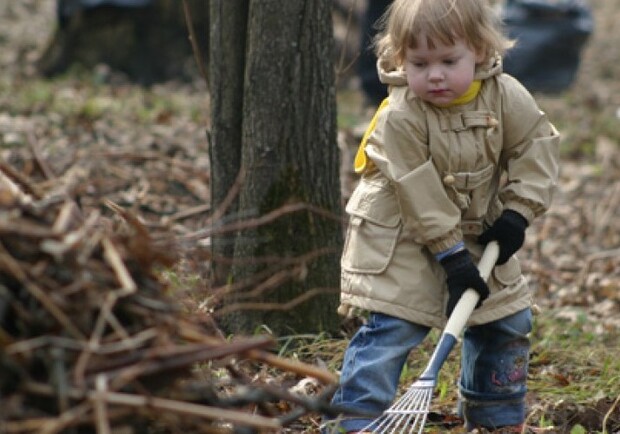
left=404, top=35, right=484, bottom=106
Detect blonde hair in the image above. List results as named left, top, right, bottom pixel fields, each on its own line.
left=375, top=0, right=513, bottom=66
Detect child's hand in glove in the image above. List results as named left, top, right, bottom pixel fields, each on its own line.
left=439, top=249, right=490, bottom=317
left=478, top=210, right=528, bottom=265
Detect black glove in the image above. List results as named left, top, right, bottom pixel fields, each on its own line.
left=439, top=249, right=490, bottom=317
left=478, top=210, right=528, bottom=265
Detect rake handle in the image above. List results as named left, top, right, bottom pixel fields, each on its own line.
left=443, top=241, right=500, bottom=337
left=419, top=241, right=500, bottom=380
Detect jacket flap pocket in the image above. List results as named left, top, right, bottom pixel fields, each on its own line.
left=345, top=178, right=401, bottom=227
left=439, top=110, right=498, bottom=132
left=450, top=164, right=495, bottom=190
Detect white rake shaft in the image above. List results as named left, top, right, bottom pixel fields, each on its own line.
left=364, top=242, right=500, bottom=434
left=442, top=241, right=499, bottom=337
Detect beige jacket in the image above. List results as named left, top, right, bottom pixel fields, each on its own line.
left=340, top=54, right=560, bottom=329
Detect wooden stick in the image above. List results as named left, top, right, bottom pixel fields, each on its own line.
left=206, top=166, right=246, bottom=225
left=27, top=130, right=56, bottom=180
left=101, top=236, right=137, bottom=294
left=93, top=375, right=111, bottom=434
left=0, top=167, right=34, bottom=205
left=5, top=329, right=158, bottom=356
left=177, top=322, right=338, bottom=385
left=51, top=200, right=81, bottom=233
left=74, top=292, right=125, bottom=387
left=41, top=210, right=100, bottom=260
left=214, top=287, right=339, bottom=318
left=247, top=348, right=338, bottom=385
left=106, top=337, right=276, bottom=391
left=0, top=160, right=42, bottom=199
left=602, top=392, right=620, bottom=433
left=164, top=202, right=212, bottom=224
left=182, top=201, right=344, bottom=241
left=98, top=392, right=282, bottom=430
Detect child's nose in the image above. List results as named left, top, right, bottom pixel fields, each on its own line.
left=428, top=65, right=444, bottom=81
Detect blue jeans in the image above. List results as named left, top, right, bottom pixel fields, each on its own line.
left=323, top=309, right=532, bottom=433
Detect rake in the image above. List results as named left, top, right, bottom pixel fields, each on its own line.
left=362, top=241, right=500, bottom=434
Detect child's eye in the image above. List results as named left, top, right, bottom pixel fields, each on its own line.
left=443, top=59, right=456, bottom=65
left=409, top=61, right=426, bottom=68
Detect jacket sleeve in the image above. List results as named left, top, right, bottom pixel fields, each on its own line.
left=365, top=103, right=464, bottom=254
left=499, top=76, right=560, bottom=223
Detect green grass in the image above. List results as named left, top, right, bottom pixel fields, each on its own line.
left=0, top=68, right=205, bottom=126
left=529, top=311, right=620, bottom=402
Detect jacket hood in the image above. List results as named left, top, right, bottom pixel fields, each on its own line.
left=377, top=52, right=504, bottom=88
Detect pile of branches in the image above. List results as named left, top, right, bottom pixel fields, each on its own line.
left=0, top=163, right=337, bottom=434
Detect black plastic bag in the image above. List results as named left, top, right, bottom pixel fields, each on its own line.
left=501, top=0, right=594, bottom=93
left=58, top=0, right=152, bottom=24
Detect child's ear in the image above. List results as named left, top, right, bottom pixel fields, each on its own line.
left=475, top=49, right=487, bottom=64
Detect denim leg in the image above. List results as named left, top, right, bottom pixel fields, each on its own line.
left=459, top=308, right=533, bottom=429
left=323, top=313, right=430, bottom=433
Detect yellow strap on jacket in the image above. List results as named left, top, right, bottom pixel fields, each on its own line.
left=354, top=97, right=390, bottom=174
left=353, top=80, right=482, bottom=174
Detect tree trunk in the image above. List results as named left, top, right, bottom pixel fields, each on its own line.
left=208, top=0, right=248, bottom=285
left=210, top=0, right=342, bottom=336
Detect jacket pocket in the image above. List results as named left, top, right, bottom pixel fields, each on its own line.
left=341, top=178, right=401, bottom=274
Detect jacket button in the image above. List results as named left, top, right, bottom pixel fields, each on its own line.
left=443, top=174, right=455, bottom=185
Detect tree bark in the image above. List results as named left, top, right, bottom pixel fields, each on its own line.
left=208, top=0, right=248, bottom=285
left=210, top=0, right=342, bottom=336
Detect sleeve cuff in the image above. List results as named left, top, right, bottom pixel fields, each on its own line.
left=434, top=241, right=465, bottom=261
left=427, top=226, right=464, bottom=255
left=503, top=201, right=535, bottom=224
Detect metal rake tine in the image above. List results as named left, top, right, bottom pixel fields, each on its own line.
left=367, top=413, right=394, bottom=432
left=407, top=386, right=432, bottom=433
left=389, top=387, right=421, bottom=410
left=391, top=384, right=429, bottom=410
left=394, top=387, right=432, bottom=434
left=411, top=387, right=432, bottom=434
left=391, top=383, right=432, bottom=414
left=368, top=411, right=403, bottom=433
left=373, top=392, right=418, bottom=431
left=386, top=389, right=415, bottom=413
left=387, top=406, right=418, bottom=433
left=365, top=386, right=433, bottom=433
left=414, top=388, right=433, bottom=433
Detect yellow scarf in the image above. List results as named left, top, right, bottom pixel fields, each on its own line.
left=354, top=80, right=481, bottom=174
left=436, top=79, right=481, bottom=107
